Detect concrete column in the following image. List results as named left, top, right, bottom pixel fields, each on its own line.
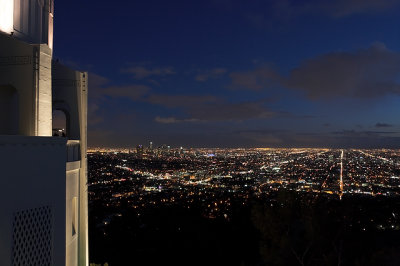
left=78, top=72, right=88, bottom=266
left=36, top=44, right=52, bottom=136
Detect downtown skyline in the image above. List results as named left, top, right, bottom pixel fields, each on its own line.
left=53, top=0, right=400, bottom=148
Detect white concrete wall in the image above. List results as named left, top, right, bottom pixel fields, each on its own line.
left=53, top=63, right=89, bottom=266
left=0, top=33, right=36, bottom=135
left=66, top=163, right=80, bottom=266
left=52, top=63, right=83, bottom=140
left=0, top=135, right=67, bottom=265
left=11, top=0, right=54, bottom=48
left=0, top=34, right=53, bottom=137
left=0, top=2, right=87, bottom=265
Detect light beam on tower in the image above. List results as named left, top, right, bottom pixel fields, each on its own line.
left=0, top=0, right=14, bottom=34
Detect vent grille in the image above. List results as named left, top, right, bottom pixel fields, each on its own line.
left=12, top=206, right=53, bottom=266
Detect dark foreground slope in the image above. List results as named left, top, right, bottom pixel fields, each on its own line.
left=89, top=192, right=400, bottom=266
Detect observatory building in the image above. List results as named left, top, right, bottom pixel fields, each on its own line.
left=0, top=0, right=88, bottom=265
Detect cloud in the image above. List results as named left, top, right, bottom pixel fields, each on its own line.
left=188, top=101, right=275, bottom=121
left=154, top=116, right=199, bottom=124
left=195, top=68, right=228, bottom=82
left=88, top=72, right=152, bottom=139
left=147, top=94, right=217, bottom=108
left=122, top=66, right=176, bottom=79
left=331, top=130, right=398, bottom=137
left=312, top=0, right=400, bottom=17
left=147, top=94, right=275, bottom=122
left=87, top=129, right=114, bottom=147
left=101, top=85, right=151, bottom=101
left=235, top=129, right=287, bottom=145
left=235, top=128, right=400, bottom=148
left=223, top=0, right=399, bottom=18
left=87, top=73, right=111, bottom=128
left=88, top=72, right=110, bottom=98
left=230, top=43, right=400, bottom=100
left=88, top=102, right=104, bottom=126
left=229, top=66, right=281, bottom=90
left=326, top=130, right=400, bottom=147
left=375, top=122, right=394, bottom=128
left=215, top=0, right=400, bottom=30
left=286, top=43, right=400, bottom=99
left=89, top=72, right=151, bottom=101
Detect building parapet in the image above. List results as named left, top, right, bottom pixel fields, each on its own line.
left=67, top=140, right=81, bottom=162
left=0, top=135, right=66, bottom=146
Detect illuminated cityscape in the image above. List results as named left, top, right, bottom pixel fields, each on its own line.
left=88, top=147, right=400, bottom=202
left=88, top=146, right=400, bottom=265
left=2, top=0, right=400, bottom=265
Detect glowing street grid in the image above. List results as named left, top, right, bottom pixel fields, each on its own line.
left=89, top=148, right=400, bottom=219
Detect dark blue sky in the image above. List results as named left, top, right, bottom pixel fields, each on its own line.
left=53, top=0, right=400, bottom=148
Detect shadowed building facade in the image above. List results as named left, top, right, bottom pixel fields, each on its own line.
left=0, top=0, right=88, bottom=265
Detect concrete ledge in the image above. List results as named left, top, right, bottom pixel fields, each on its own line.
left=66, top=160, right=81, bottom=171
left=0, top=135, right=66, bottom=146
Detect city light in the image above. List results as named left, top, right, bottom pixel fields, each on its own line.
left=88, top=147, right=400, bottom=215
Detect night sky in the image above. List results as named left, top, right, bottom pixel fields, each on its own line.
left=53, top=0, right=400, bottom=148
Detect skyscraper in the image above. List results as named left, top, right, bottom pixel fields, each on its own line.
left=136, top=144, right=144, bottom=157
left=0, top=1, right=88, bottom=265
